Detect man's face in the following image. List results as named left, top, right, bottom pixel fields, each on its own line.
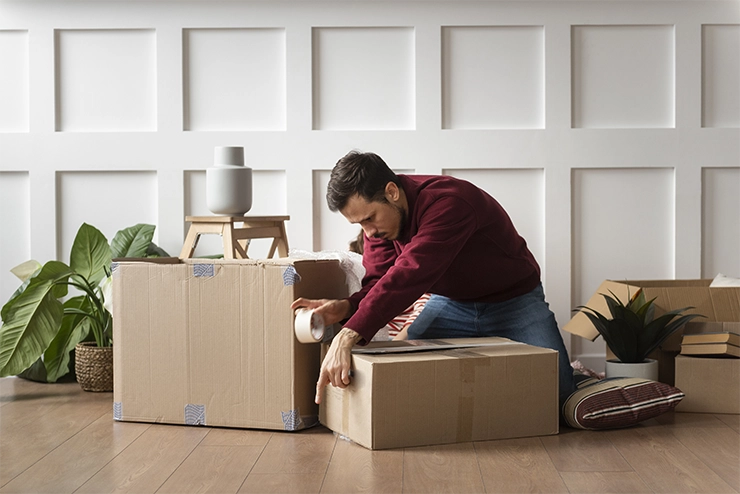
left=341, top=194, right=406, bottom=242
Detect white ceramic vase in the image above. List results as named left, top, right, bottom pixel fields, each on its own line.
left=605, top=358, right=659, bottom=381
left=206, top=146, right=253, bottom=215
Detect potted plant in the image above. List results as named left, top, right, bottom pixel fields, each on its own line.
left=0, top=222, right=168, bottom=390
left=574, top=289, right=704, bottom=379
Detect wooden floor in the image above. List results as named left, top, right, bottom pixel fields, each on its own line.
left=1, top=377, right=738, bottom=494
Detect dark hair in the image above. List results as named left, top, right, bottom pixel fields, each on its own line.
left=349, top=230, right=365, bottom=255
left=326, top=151, right=401, bottom=212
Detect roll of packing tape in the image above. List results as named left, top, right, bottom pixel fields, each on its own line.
left=294, top=308, right=326, bottom=343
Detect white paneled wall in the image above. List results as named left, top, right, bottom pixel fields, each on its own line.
left=55, top=29, right=157, bottom=132
left=0, top=30, right=28, bottom=132
left=1, top=0, right=738, bottom=368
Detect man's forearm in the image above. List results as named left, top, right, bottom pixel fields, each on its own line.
left=335, top=327, right=362, bottom=347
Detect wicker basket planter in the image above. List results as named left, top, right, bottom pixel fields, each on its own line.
left=75, top=342, right=113, bottom=392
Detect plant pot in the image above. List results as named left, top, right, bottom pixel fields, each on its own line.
left=605, top=358, right=659, bottom=381
left=75, top=342, right=113, bottom=392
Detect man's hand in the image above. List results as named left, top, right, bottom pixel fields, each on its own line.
left=291, top=298, right=352, bottom=326
left=392, top=324, right=410, bottom=341
left=315, top=327, right=362, bottom=404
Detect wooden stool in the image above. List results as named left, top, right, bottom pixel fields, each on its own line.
left=180, top=215, right=290, bottom=259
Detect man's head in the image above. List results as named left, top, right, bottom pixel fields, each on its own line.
left=327, top=151, right=408, bottom=241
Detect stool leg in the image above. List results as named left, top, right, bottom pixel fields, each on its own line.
left=180, top=226, right=200, bottom=259
left=277, top=221, right=289, bottom=257
left=222, top=223, right=236, bottom=260
left=235, top=239, right=250, bottom=259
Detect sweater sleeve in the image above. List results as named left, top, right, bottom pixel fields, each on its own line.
left=344, top=195, right=478, bottom=343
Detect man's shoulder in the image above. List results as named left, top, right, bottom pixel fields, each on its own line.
left=401, top=174, right=481, bottom=201
left=400, top=174, right=471, bottom=194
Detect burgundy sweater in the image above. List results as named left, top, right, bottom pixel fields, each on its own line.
left=345, top=174, right=541, bottom=344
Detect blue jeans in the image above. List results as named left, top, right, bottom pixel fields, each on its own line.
left=407, top=284, right=576, bottom=409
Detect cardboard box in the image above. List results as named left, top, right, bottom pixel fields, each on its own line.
left=319, top=337, right=559, bottom=450
left=674, top=355, right=740, bottom=414
left=565, top=280, right=740, bottom=384
left=112, top=257, right=348, bottom=431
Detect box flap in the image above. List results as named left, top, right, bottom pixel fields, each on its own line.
left=563, top=280, right=642, bottom=341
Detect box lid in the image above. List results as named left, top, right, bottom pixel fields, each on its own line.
left=563, top=280, right=642, bottom=341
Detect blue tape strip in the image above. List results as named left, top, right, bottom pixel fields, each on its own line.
left=282, top=266, right=301, bottom=286
left=281, top=408, right=304, bottom=431
left=185, top=404, right=206, bottom=425
left=193, top=264, right=215, bottom=278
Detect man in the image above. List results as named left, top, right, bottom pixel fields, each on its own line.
left=291, top=150, right=575, bottom=409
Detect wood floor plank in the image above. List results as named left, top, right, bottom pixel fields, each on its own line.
left=403, top=442, right=485, bottom=494
left=540, top=429, right=633, bottom=472
left=0, top=380, right=104, bottom=432
left=606, top=424, right=737, bottom=493
left=474, top=437, right=568, bottom=494
left=157, top=445, right=263, bottom=494
left=75, top=424, right=209, bottom=494
left=0, top=377, right=76, bottom=407
left=320, top=437, right=403, bottom=494
left=655, top=411, right=729, bottom=428
left=0, top=390, right=111, bottom=487
left=559, top=471, right=652, bottom=493
left=248, top=429, right=336, bottom=475
left=715, top=414, right=740, bottom=433
left=668, top=425, right=740, bottom=490
left=200, top=428, right=273, bottom=447
left=238, top=473, right=326, bottom=494
left=0, top=414, right=149, bottom=494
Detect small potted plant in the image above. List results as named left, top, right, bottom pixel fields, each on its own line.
left=0, top=223, right=168, bottom=390
left=574, top=289, right=704, bottom=379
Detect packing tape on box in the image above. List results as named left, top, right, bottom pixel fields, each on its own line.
left=294, top=308, right=326, bottom=343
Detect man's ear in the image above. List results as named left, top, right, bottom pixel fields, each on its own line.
left=385, top=182, right=400, bottom=203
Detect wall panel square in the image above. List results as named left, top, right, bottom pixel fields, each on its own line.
left=572, top=168, right=675, bottom=308
left=0, top=30, right=29, bottom=132
left=702, top=167, right=740, bottom=278
left=183, top=28, right=286, bottom=131
left=312, top=27, right=415, bottom=130
left=571, top=167, right=675, bottom=360
left=56, top=171, right=158, bottom=262
left=442, top=26, right=544, bottom=130
left=0, top=172, right=30, bottom=303
left=572, top=25, right=675, bottom=129
left=55, top=29, right=156, bottom=132
left=702, top=25, right=740, bottom=128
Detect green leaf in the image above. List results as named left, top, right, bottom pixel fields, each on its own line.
left=145, top=241, right=170, bottom=258
left=44, top=296, right=92, bottom=382
left=1, top=261, right=73, bottom=323
left=70, top=223, right=111, bottom=286
left=0, top=279, right=63, bottom=377
left=17, top=357, right=48, bottom=382
left=10, top=260, right=42, bottom=282
left=36, top=261, right=75, bottom=299
left=111, top=224, right=155, bottom=258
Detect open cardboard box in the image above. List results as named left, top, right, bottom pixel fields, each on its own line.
left=564, top=280, right=740, bottom=385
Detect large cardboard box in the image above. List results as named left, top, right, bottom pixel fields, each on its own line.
left=674, top=355, right=740, bottom=414
left=319, top=337, right=559, bottom=450
left=564, top=280, right=740, bottom=384
left=112, top=258, right=348, bottom=430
